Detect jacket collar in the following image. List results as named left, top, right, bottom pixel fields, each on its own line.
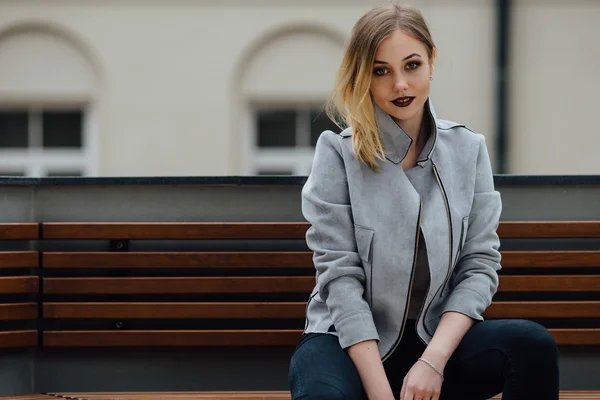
left=375, top=98, right=439, bottom=166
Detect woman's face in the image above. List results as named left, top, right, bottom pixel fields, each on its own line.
left=370, top=29, right=434, bottom=126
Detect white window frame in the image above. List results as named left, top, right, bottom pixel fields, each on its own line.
left=0, top=102, right=98, bottom=177
left=247, top=103, right=328, bottom=176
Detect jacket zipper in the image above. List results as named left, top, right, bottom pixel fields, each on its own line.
left=422, top=163, right=453, bottom=337
left=381, top=200, right=422, bottom=362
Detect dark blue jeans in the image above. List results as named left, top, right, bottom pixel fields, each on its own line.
left=288, top=319, right=559, bottom=399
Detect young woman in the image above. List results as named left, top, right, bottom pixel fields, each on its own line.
left=288, top=4, right=559, bottom=400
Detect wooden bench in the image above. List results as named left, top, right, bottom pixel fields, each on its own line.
left=40, top=222, right=311, bottom=347
left=38, top=221, right=600, bottom=347
left=0, top=223, right=39, bottom=348
left=0, top=391, right=598, bottom=399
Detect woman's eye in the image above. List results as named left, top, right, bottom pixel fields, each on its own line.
left=373, top=67, right=388, bottom=76
left=406, top=61, right=421, bottom=70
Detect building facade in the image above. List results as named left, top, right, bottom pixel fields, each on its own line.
left=0, top=0, right=598, bottom=177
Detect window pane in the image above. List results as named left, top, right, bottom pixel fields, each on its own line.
left=0, top=111, right=28, bottom=148
left=46, top=170, right=82, bottom=177
left=310, top=109, right=339, bottom=147
left=43, top=110, right=82, bottom=148
left=257, top=110, right=296, bottom=148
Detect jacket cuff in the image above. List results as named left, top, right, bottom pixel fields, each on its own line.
left=441, top=288, right=490, bottom=321
left=335, top=312, right=380, bottom=349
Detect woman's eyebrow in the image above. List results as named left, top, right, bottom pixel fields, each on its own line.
left=374, top=53, right=422, bottom=64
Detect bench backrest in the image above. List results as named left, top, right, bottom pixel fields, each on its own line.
left=36, top=221, right=600, bottom=347
left=0, top=223, right=39, bottom=348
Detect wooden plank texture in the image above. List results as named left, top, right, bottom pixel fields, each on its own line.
left=44, top=301, right=600, bottom=320
left=501, top=251, right=600, bottom=268
left=43, top=302, right=306, bottom=319
left=42, top=222, right=309, bottom=240
left=40, top=221, right=600, bottom=241
left=498, top=276, right=600, bottom=292
left=42, top=250, right=600, bottom=269
left=39, top=221, right=600, bottom=240
left=0, top=330, right=38, bottom=347
left=0, top=276, right=39, bottom=294
left=43, top=252, right=313, bottom=269
left=0, top=223, right=39, bottom=240
left=484, top=301, right=600, bottom=318
left=41, top=328, right=600, bottom=347
left=550, top=329, right=600, bottom=346
left=498, top=221, right=600, bottom=239
left=43, top=330, right=303, bottom=347
left=0, top=303, right=38, bottom=320
left=32, top=392, right=600, bottom=400
left=47, top=393, right=292, bottom=400
left=42, top=276, right=599, bottom=295
left=43, top=277, right=315, bottom=295
left=0, top=251, right=39, bottom=268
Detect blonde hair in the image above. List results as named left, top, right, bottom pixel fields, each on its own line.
left=325, top=3, right=436, bottom=171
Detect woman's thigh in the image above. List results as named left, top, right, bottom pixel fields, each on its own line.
left=441, top=319, right=559, bottom=400
left=288, top=333, right=366, bottom=400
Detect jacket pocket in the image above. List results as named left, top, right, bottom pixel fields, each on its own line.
left=354, top=224, right=374, bottom=305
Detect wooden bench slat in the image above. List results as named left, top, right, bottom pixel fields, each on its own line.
left=43, top=302, right=306, bottom=319
left=42, top=222, right=309, bottom=240
left=550, top=329, right=600, bottom=346
left=0, top=276, right=39, bottom=294
left=0, top=330, right=38, bottom=347
left=36, top=390, right=600, bottom=400
left=47, top=393, right=292, bottom=400
left=0, top=223, right=39, bottom=240
left=484, top=301, right=600, bottom=318
left=42, top=276, right=600, bottom=294
left=0, top=303, right=38, bottom=320
left=42, top=330, right=303, bottom=347
left=497, top=221, right=600, bottom=239
left=43, top=300, right=600, bottom=320
left=42, top=250, right=600, bottom=269
left=43, top=252, right=313, bottom=268
left=501, top=251, right=600, bottom=268
left=41, top=328, right=600, bottom=347
left=0, top=396, right=56, bottom=400
left=40, top=221, right=600, bottom=240
left=47, top=390, right=290, bottom=399
left=43, top=277, right=315, bottom=294
left=498, top=275, right=600, bottom=292
left=0, top=251, right=39, bottom=268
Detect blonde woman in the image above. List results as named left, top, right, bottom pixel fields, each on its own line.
left=288, top=4, right=559, bottom=400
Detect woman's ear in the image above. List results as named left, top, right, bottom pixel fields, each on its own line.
left=430, top=48, right=437, bottom=73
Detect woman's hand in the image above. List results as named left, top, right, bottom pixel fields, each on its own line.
left=399, top=359, right=443, bottom=400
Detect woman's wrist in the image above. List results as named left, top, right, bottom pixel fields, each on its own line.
left=417, top=357, right=445, bottom=380
left=421, top=345, right=451, bottom=369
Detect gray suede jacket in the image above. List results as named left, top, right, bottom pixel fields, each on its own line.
left=301, top=99, right=502, bottom=360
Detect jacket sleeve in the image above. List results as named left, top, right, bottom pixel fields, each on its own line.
left=441, top=134, right=502, bottom=320
left=301, top=131, right=379, bottom=349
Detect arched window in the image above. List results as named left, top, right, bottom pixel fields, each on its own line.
left=0, top=24, right=100, bottom=177
left=239, top=27, right=344, bottom=176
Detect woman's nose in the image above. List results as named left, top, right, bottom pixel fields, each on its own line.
left=393, top=76, right=409, bottom=92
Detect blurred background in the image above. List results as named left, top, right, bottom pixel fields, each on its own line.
left=0, top=0, right=597, bottom=178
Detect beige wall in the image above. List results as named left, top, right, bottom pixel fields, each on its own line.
left=2, top=0, right=594, bottom=176
left=509, top=0, right=600, bottom=174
